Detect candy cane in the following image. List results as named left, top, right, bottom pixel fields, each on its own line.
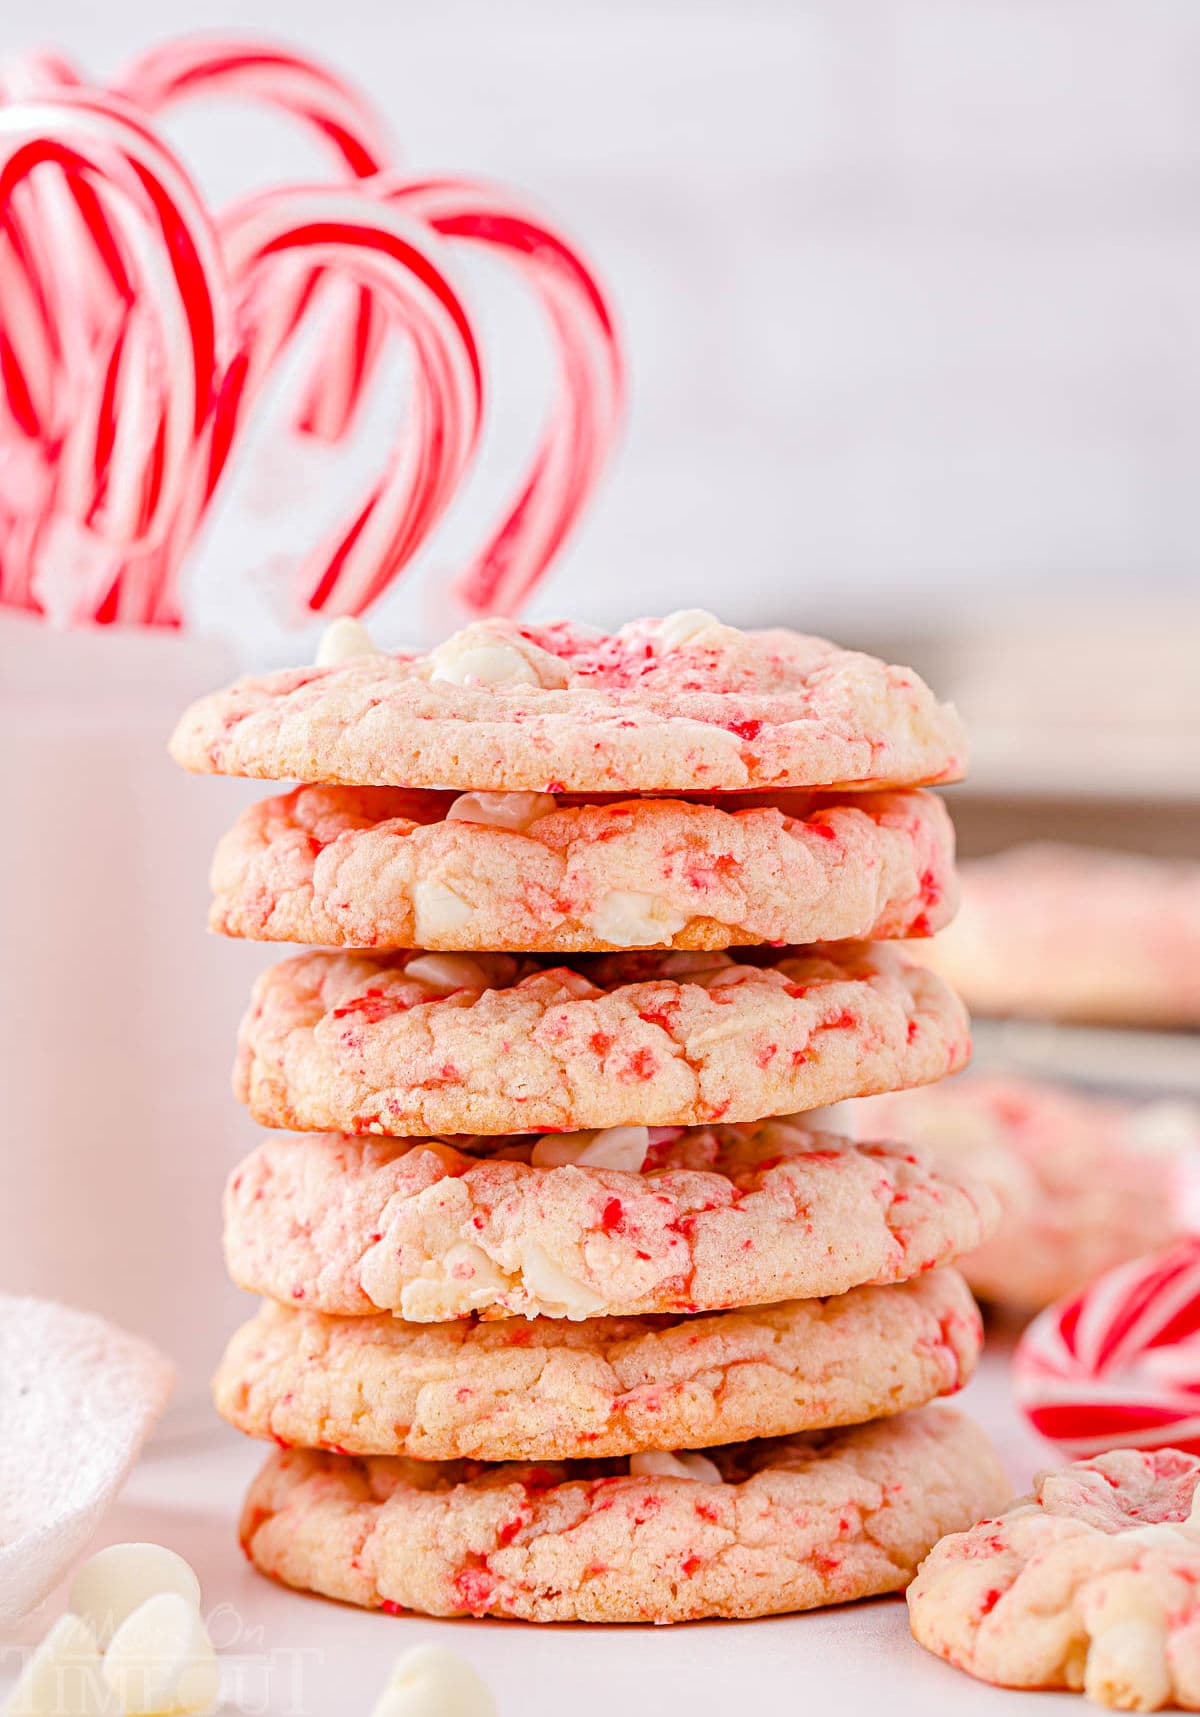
left=0, top=92, right=225, bottom=620
left=137, top=187, right=482, bottom=623
left=116, top=37, right=394, bottom=444
left=379, top=175, right=624, bottom=616
left=1014, top=1239, right=1200, bottom=1457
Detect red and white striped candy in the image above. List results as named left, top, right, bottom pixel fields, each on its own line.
left=380, top=175, right=625, bottom=617
left=150, top=187, right=483, bottom=623
left=117, top=36, right=394, bottom=444
left=1014, top=1238, right=1200, bottom=1457
left=0, top=91, right=225, bottom=620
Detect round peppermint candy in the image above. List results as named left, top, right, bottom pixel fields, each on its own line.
left=1013, top=1238, right=1200, bottom=1456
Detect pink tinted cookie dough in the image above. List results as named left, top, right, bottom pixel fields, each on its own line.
left=233, top=943, right=970, bottom=1136
left=850, top=1077, right=1200, bottom=1313
left=169, top=613, right=967, bottom=794
left=214, top=1269, right=982, bottom=1461
left=909, top=1447, right=1200, bottom=1710
left=209, top=784, right=956, bottom=953
left=916, top=843, right=1200, bottom=1028
left=222, top=1124, right=1000, bottom=1322
left=240, top=1404, right=1007, bottom=1623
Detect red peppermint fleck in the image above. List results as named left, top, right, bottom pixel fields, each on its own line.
left=681, top=1555, right=703, bottom=1578
left=726, top=718, right=763, bottom=741
left=601, top=1197, right=626, bottom=1235
left=621, top=1047, right=658, bottom=1081
left=452, top=1568, right=497, bottom=1614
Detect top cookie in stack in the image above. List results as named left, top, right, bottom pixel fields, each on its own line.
left=173, top=612, right=1006, bottom=1625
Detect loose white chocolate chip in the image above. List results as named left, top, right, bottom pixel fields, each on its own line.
left=5, top=1613, right=116, bottom=1717
left=653, top=609, right=730, bottom=649
left=70, top=1543, right=202, bottom=1650
left=369, top=1644, right=497, bottom=1717
left=586, top=890, right=689, bottom=949
left=445, top=791, right=557, bottom=832
left=412, top=879, right=474, bottom=941
left=531, top=1126, right=651, bottom=1172
left=101, top=1593, right=218, bottom=1717
left=315, top=616, right=380, bottom=666
left=629, top=1450, right=723, bottom=1483
left=428, top=622, right=571, bottom=690
left=403, top=953, right=495, bottom=993
left=520, top=1243, right=607, bottom=1320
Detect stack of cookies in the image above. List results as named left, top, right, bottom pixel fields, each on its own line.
left=171, top=610, right=1008, bottom=1624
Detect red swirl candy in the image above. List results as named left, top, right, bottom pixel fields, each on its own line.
left=1013, top=1238, right=1200, bottom=1457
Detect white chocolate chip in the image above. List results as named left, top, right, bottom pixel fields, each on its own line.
left=101, top=1593, right=218, bottom=1717
left=315, top=617, right=380, bottom=666
left=629, top=1450, right=723, bottom=1483
left=547, top=969, right=601, bottom=1000
left=369, top=1644, right=497, bottom=1717
left=445, top=791, right=557, bottom=832
left=70, top=1543, right=202, bottom=1650
left=653, top=609, right=731, bottom=649
left=531, top=1127, right=650, bottom=1172
left=412, top=880, right=474, bottom=941
left=520, top=1243, right=607, bottom=1320
left=428, top=622, right=571, bottom=689
left=393, top=1243, right=510, bottom=1321
left=658, top=951, right=736, bottom=980
left=5, top=1613, right=117, bottom=1717
left=585, top=890, right=689, bottom=949
left=403, top=953, right=494, bottom=993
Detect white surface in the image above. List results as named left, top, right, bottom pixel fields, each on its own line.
left=0, top=1342, right=1078, bottom=1716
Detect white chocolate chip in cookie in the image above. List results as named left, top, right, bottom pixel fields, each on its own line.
left=586, top=889, right=689, bottom=948
left=70, top=1543, right=202, bottom=1650
left=412, top=880, right=474, bottom=941
left=445, top=791, right=557, bottom=831
left=629, top=1449, right=723, bottom=1483
left=428, top=622, right=572, bottom=689
left=403, top=953, right=495, bottom=994
left=101, top=1593, right=218, bottom=1716
left=519, top=1243, right=607, bottom=1320
left=652, top=609, right=731, bottom=650
left=369, top=1644, right=497, bottom=1717
left=657, top=950, right=737, bottom=980
left=316, top=617, right=380, bottom=666
left=531, top=1126, right=650, bottom=1172
left=392, top=1243, right=511, bottom=1321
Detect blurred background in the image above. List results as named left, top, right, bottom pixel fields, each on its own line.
left=2, top=0, right=1198, bottom=1411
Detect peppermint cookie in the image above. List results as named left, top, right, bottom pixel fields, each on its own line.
left=909, top=1447, right=1200, bottom=1710
left=223, top=1124, right=999, bottom=1321
left=215, top=1268, right=981, bottom=1461
left=169, top=612, right=967, bottom=794
left=917, top=843, right=1200, bottom=1027
left=851, top=1077, right=1199, bottom=1312
left=234, top=943, right=969, bottom=1136
left=209, top=784, right=956, bottom=953
left=240, top=1404, right=1006, bottom=1623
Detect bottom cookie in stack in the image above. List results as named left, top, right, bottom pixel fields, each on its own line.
left=216, top=1124, right=1008, bottom=1623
